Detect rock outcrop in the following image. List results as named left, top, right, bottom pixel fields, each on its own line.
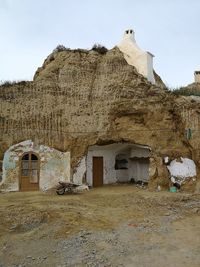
left=173, top=82, right=200, bottom=96
left=1, top=47, right=200, bottom=190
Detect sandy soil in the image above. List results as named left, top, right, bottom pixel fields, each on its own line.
left=0, top=185, right=200, bottom=267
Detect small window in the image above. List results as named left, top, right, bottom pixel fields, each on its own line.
left=22, top=153, right=29, bottom=160
left=30, top=154, right=39, bottom=184
left=115, top=154, right=128, bottom=170
left=22, top=153, right=29, bottom=176
left=126, top=30, right=129, bottom=34
left=130, top=30, right=133, bottom=34
left=31, top=154, right=38, bottom=160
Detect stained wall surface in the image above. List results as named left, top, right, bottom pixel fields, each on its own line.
left=0, top=140, right=70, bottom=192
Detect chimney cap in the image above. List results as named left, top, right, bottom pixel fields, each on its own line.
left=147, top=51, right=155, bottom=57
left=125, top=29, right=135, bottom=34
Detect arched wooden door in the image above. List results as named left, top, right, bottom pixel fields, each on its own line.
left=20, top=152, right=39, bottom=191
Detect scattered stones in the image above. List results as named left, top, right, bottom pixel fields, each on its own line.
left=26, top=256, right=32, bottom=259
left=1, top=187, right=200, bottom=266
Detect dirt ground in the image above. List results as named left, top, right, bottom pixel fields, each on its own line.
left=0, top=185, right=200, bottom=267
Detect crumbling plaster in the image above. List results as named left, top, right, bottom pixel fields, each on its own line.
left=0, top=140, right=70, bottom=192
left=148, top=155, right=198, bottom=191
left=167, top=157, right=197, bottom=185
left=72, top=156, right=86, bottom=185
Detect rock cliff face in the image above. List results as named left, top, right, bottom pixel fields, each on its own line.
left=1, top=47, right=200, bottom=189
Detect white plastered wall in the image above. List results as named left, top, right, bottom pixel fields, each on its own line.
left=86, top=143, right=150, bottom=186
left=128, top=158, right=149, bottom=182
left=0, top=140, right=70, bottom=192
left=167, top=157, right=196, bottom=185
left=87, top=147, right=117, bottom=186
left=72, top=156, right=86, bottom=184
left=117, top=29, right=155, bottom=84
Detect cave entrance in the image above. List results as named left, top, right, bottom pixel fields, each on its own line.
left=86, top=143, right=151, bottom=187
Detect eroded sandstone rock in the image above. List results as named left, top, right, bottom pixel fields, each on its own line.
left=0, top=47, right=200, bottom=190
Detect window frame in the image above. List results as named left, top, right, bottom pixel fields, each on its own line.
left=20, top=152, right=40, bottom=184
left=115, top=154, right=129, bottom=170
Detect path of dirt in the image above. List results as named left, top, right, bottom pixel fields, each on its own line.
left=0, top=185, right=200, bottom=267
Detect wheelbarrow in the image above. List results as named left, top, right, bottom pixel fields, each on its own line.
left=56, top=181, right=80, bottom=195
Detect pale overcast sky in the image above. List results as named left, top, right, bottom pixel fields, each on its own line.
left=0, top=0, right=200, bottom=87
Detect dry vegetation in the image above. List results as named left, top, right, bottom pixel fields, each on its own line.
left=171, top=83, right=200, bottom=96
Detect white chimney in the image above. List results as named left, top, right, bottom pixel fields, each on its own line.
left=118, top=29, right=155, bottom=84
left=194, top=71, right=200, bottom=83
left=123, top=29, right=136, bottom=43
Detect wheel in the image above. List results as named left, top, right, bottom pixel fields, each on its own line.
left=56, top=188, right=65, bottom=195
left=66, top=187, right=73, bottom=194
